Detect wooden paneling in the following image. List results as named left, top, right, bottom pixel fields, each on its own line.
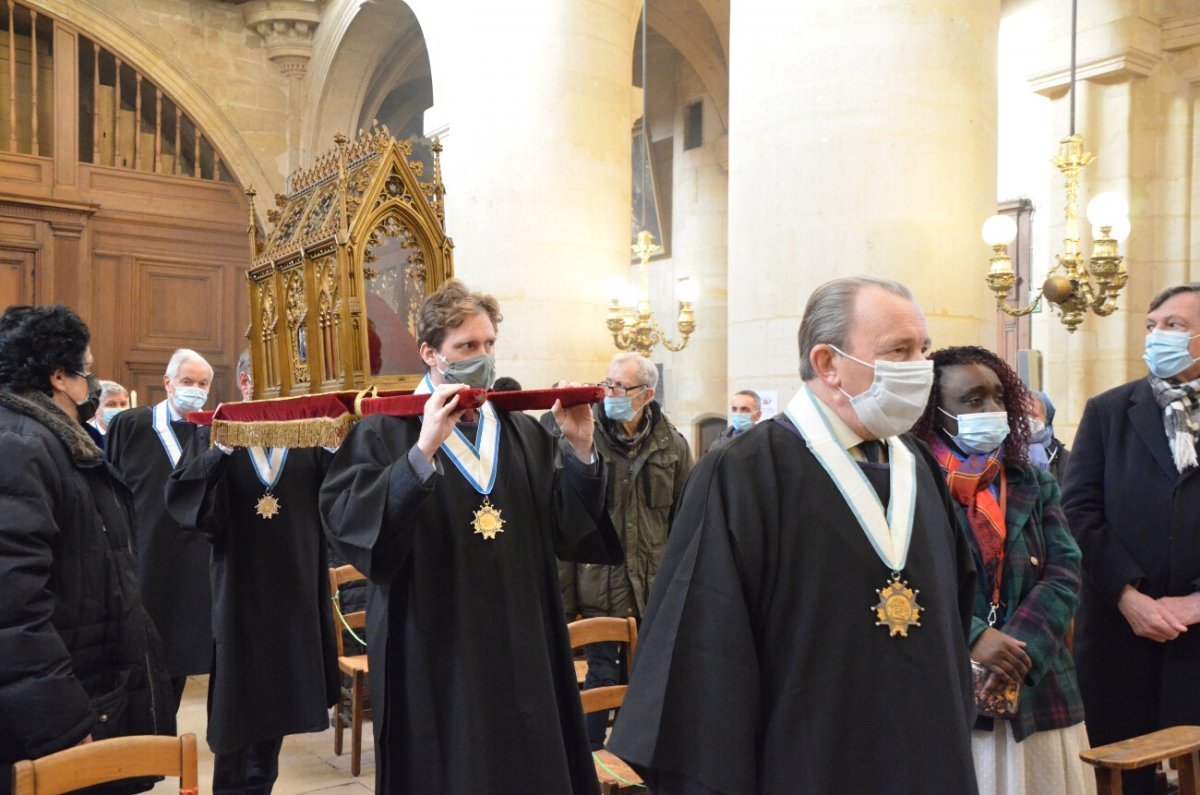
left=133, top=258, right=224, bottom=351
left=0, top=6, right=250, bottom=405
left=0, top=246, right=33, bottom=307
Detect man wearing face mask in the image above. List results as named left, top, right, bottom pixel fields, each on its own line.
left=565, top=352, right=691, bottom=750
left=87, top=380, right=130, bottom=434
left=0, top=305, right=173, bottom=794
left=107, top=348, right=215, bottom=714
left=320, top=279, right=621, bottom=795
left=707, top=389, right=762, bottom=453
left=1063, top=283, right=1200, bottom=795
left=608, top=275, right=979, bottom=794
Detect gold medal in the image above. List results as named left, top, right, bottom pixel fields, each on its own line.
left=256, top=492, right=280, bottom=520
left=471, top=496, right=505, bottom=540
left=872, top=575, right=922, bottom=637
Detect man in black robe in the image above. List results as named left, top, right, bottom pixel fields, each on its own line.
left=320, top=279, right=622, bottom=795
left=165, top=350, right=338, bottom=795
left=607, top=275, right=979, bottom=794
left=106, top=347, right=215, bottom=712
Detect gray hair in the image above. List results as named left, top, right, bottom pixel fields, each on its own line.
left=165, top=348, right=213, bottom=380
left=797, top=276, right=914, bottom=380
left=236, top=349, right=252, bottom=381
left=98, top=380, right=127, bottom=402
left=734, top=389, right=761, bottom=411
left=1149, top=283, right=1200, bottom=313
left=610, top=352, right=658, bottom=391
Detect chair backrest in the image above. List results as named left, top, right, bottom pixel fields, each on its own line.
left=567, top=616, right=638, bottom=714
left=329, top=563, right=368, bottom=657
left=12, top=733, right=198, bottom=795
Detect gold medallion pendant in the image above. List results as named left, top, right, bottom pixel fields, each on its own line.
left=256, top=492, right=281, bottom=520
left=872, top=576, right=922, bottom=637
left=472, top=497, right=505, bottom=540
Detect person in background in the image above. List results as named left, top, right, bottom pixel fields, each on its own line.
left=107, top=348, right=215, bottom=713
left=1028, top=391, right=1070, bottom=482
left=913, top=346, right=1092, bottom=795
left=0, top=305, right=172, bottom=795
left=166, top=349, right=337, bottom=795
left=707, top=389, right=762, bottom=453
left=565, top=351, right=692, bottom=750
left=88, top=379, right=130, bottom=436
left=1063, top=283, right=1200, bottom=795
left=491, top=376, right=522, bottom=392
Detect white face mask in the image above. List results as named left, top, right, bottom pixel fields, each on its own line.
left=832, top=346, right=934, bottom=439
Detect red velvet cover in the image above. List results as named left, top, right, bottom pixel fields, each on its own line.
left=187, top=385, right=602, bottom=426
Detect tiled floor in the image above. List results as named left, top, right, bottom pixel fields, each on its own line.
left=152, top=676, right=375, bottom=795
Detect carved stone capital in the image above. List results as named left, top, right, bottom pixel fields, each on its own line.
left=242, top=0, right=323, bottom=79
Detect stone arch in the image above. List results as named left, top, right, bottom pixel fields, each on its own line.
left=24, top=0, right=272, bottom=193
left=305, top=0, right=434, bottom=159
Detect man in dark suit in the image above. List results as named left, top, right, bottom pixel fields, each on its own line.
left=1063, top=283, right=1200, bottom=795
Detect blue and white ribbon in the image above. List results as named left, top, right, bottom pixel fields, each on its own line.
left=785, top=385, right=917, bottom=572
left=415, top=373, right=500, bottom=495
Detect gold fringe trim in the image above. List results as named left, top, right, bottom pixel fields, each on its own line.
left=211, top=414, right=358, bottom=449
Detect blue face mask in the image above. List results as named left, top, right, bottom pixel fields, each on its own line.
left=1144, top=330, right=1200, bottom=379
left=1028, top=418, right=1052, bottom=446
left=604, top=395, right=635, bottom=422
left=731, top=413, right=753, bottom=433
left=102, top=406, right=127, bottom=427
left=172, top=386, right=209, bottom=414
left=940, top=408, right=1010, bottom=455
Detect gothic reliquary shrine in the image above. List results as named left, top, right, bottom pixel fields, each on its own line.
left=246, top=124, right=454, bottom=400
left=202, top=125, right=601, bottom=448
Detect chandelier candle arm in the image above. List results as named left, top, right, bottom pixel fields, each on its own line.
left=981, top=134, right=1129, bottom=333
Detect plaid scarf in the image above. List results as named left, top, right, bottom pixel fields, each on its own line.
left=930, top=436, right=1007, bottom=579
left=1148, top=374, right=1200, bottom=472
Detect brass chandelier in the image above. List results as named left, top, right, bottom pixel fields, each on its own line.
left=982, top=0, right=1130, bottom=334
left=604, top=0, right=697, bottom=358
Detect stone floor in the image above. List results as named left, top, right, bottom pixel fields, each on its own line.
left=151, top=676, right=375, bottom=795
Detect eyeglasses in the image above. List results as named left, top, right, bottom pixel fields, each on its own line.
left=72, top=369, right=94, bottom=380
left=596, top=380, right=647, bottom=397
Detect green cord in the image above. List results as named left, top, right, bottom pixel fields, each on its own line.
left=332, top=593, right=367, bottom=648
left=591, top=751, right=646, bottom=788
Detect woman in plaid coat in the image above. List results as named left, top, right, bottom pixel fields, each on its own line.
left=914, top=346, right=1093, bottom=795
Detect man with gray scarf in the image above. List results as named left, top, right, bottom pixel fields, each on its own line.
left=564, top=352, right=692, bottom=750
left=1064, top=283, right=1200, bottom=795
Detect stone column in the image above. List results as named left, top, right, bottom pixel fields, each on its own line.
left=726, top=0, right=1000, bottom=404
left=1027, top=0, right=1180, bottom=439
left=243, top=0, right=321, bottom=177
left=425, top=0, right=641, bottom=389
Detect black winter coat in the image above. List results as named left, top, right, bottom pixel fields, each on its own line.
left=0, top=390, right=173, bottom=794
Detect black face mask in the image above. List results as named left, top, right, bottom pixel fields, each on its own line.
left=73, top=372, right=102, bottom=423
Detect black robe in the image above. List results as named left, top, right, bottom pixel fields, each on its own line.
left=606, top=420, right=979, bottom=795
left=164, top=429, right=339, bottom=753
left=319, top=410, right=622, bottom=795
left=106, top=404, right=213, bottom=677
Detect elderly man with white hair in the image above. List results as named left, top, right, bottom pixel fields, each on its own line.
left=107, top=348, right=215, bottom=713
left=563, top=351, right=692, bottom=750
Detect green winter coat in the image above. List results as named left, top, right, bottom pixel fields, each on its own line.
left=562, top=401, right=692, bottom=619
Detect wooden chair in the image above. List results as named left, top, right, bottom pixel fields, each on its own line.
left=567, top=616, right=642, bottom=795
left=1080, top=725, right=1200, bottom=795
left=329, top=564, right=371, bottom=777
left=12, top=733, right=198, bottom=795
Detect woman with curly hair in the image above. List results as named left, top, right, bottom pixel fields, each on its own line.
left=0, top=305, right=172, bottom=794
left=913, top=346, right=1092, bottom=795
